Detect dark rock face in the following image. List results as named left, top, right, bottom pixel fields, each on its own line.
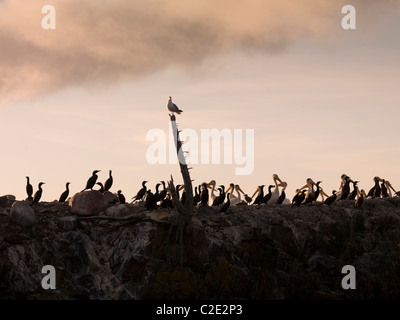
left=0, top=198, right=400, bottom=299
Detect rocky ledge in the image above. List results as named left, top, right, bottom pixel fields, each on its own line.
left=0, top=195, right=400, bottom=300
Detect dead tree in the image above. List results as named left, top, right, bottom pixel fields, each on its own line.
left=165, top=114, right=194, bottom=266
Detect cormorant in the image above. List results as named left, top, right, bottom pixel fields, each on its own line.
left=31, top=182, right=45, bottom=205
left=277, top=182, right=288, bottom=205
left=291, top=189, right=301, bottom=206
left=145, top=189, right=157, bottom=210
left=367, top=176, right=381, bottom=199
left=305, top=181, right=322, bottom=204
left=96, top=182, right=104, bottom=193
left=26, top=176, right=33, bottom=201
left=262, top=185, right=274, bottom=204
left=323, top=190, right=337, bottom=206
left=193, top=185, right=200, bottom=206
left=337, top=176, right=352, bottom=200
left=354, top=190, right=364, bottom=209
left=200, top=182, right=209, bottom=206
left=348, top=181, right=359, bottom=200
left=161, top=193, right=174, bottom=208
left=59, top=182, right=70, bottom=203
left=104, top=170, right=113, bottom=192
left=292, top=189, right=307, bottom=207
left=219, top=185, right=226, bottom=204
left=313, top=181, right=323, bottom=202
left=117, top=190, right=126, bottom=204
left=253, top=185, right=265, bottom=205
left=219, top=193, right=231, bottom=214
left=212, top=187, right=223, bottom=206
left=131, top=180, right=148, bottom=202
left=381, top=179, right=389, bottom=198
left=154, top=183, right=162, bottom=203
left=158, top=181, right=167, bottom=202
left=82, top=170, right=101, bottom=192
left=243, top=193, right=252, bottom=204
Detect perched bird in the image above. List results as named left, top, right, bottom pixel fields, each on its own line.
left=207, top=180, right=218, bottom=203
left=161, top=193, right=174, bottom=209
left=381, top=179, right=389, bottom=198
left=277, top=182, right=288, bottom=205
left=292, top=189, right=307, bottom=207
left=153, top=183, right=162, bottom=203
left=31, top=182, right=45, bottom=205
left=219, top=193, right=231, bottom=214
left=82, top=170, right=101, bottom=192
left=145, top=189, right=157, bottom=210
left=193, top=185, right=201, bottom=206
left=291, top=189, right=301, bottom=206
left=262, top=185, right=274, bottom=204
left=96, top=182, right=104, bottom=193
left=337, top=176, right=352, bottom=201
left=252, top=185, right=265, bottom=205
left=158, top=181, right=167, bottom=202
left=117, top=190, right=126, bottom=204
left=243, top=193, right=252, bottom=204
left=175, top=184, right=182, bottom=201
left=104, top=170, right=113, bottom=192
left=166, top=96, right=183, bottom=115
left=267, top=174, right=284, bottom=205
left=354, top=190, right=364, bottom=209
left=26, top=176, right=33, bottom=201
left=132, top=180, right=148, bottom=202
left=212, top=187, right=225, bottom=206
left=384, top=180, right=396, bottom=197
left=305, top=181, right=322, bottom=204
left=367, top=176, right=382, bottom=199
left=200, top=182, right=209, bottom=206
left=348, top=181, right=359, bottom=200
left=59, top=182, right=70, bottom=203
left=323, top=190, right=337, bottom=206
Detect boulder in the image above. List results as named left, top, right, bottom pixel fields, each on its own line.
left=0, top=195, right=16, bottom=207
left=103, top=191, right=118, bottom=204
left=105, top=204, right=129, bottom=218
left=10, top=201, right=36, bottom=227
left=69, top=191, right=107, bottom=216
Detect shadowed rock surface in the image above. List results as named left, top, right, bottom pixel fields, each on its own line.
left=0, top=197, right=399, bottom=300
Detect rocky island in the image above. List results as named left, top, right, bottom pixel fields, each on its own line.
left=1, top=192, right=399, bottom=300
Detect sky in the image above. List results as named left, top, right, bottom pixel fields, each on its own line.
left=0, top=0, right=399, bottom=202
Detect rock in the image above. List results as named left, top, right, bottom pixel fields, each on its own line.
left=103, top=191, right=118, bottom=204
left=48, top=220, right=56, bottom=229
left=59, top=216, right=78, bottom=230
left=10, top=201, right=36, bottom=227
left=0, top=195, right=16, bottom=207
left=105, top=204, right=129, bottom=218
left=69, top=191, right=107, bottom=216
left=1, top=196, right=400, bottom=300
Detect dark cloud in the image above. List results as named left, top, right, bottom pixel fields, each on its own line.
left=0, top=0, right=397, bottom=103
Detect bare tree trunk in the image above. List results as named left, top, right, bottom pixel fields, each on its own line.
left=165, top=114, right=194, bottom=266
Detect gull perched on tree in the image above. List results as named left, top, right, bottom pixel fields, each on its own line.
left=167, top=96, right=183, bottom=115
